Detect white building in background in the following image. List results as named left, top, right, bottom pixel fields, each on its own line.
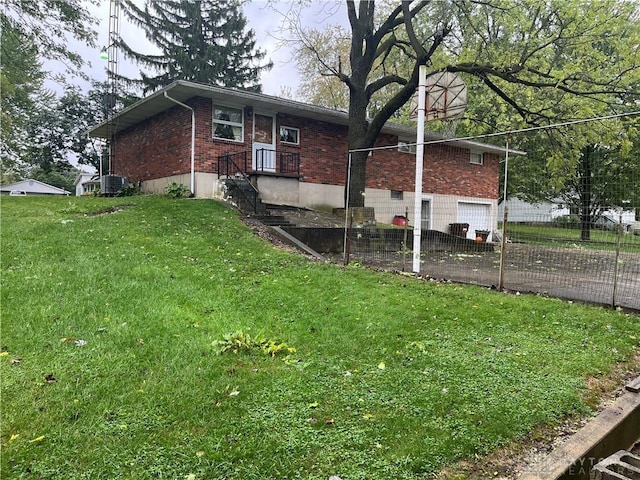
left=0, top=179, right=70, bottom=196
left=74, top=172, right=100, bottom=196
left=499, top=196, right=637, bottom=226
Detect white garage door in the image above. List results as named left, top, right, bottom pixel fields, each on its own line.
left=457, top=202, right=491, bottom=240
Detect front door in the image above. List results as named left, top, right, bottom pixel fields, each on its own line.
left=253, top=113, right=275, bottom=172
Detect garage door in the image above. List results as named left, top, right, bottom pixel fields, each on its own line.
left=457, top=202, right=491, bottom=240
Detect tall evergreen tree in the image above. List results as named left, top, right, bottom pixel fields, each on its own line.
left=119, top=0, right=272, bottom=94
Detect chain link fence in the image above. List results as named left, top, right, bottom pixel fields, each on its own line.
left=340, top=116, right=640, bottom=310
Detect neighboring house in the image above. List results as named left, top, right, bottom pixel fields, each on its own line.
left=498, top=197, right=636, bottom=225
left=0, top=179, right=70, bottom=196
left=74, top=172, right=100, bottom=196
left=88, top=80, right=521, bottom=239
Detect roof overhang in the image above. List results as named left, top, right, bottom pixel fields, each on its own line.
left=88, top=80, right=524, bottom=156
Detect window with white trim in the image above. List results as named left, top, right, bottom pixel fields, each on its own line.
left=280, top=126, right=299, bottom=144
left=398, top=140, right=417, bottom=154
left=391, top=190, right=403, bottom=200
left=213, top=105, right=243, bottom=141
left=470, top=151, right=484, bottom=165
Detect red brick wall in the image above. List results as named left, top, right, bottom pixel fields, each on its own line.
left=276, top=113, right=349, bottom=185
left=113, top=97, right=254, bottom=181
left=113, top=96, right=498, bottom=199
left=366, top=135, right=499, bottom=199
left=112, top=105, right=192, bottom=182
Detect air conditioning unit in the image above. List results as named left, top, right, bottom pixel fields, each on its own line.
left=101, top=175, right=128, bottom=195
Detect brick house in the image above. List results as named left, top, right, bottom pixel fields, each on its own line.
left=89, top=80, right=518, bottom=238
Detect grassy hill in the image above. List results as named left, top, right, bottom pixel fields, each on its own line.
left=2, top=195, right=639, bottom=479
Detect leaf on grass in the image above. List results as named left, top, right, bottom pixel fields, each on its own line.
left=228, top=390, right=240, bottom=397
left=9, top=434, right=19, bottom=443
left=74, top=339, right=87, bottom=347
left=10, top=357, right=21, bottom=365
left=324, top=418, right=335, bottom=425
left=0, top=351, right=8, bottom=357
left=195, top=451, right=205, bottom=457
left=363, top=413, right=374, bottom=419
left=28, top=435, right=45, bottom=443
left=60, top=337, right=74, bottom=343
left=308, top=402, right=319, bottom=409
left=377, top=361, right=386, bottom=370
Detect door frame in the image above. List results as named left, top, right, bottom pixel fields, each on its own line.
left=252, top=111, right=276, bottom=171
left=420, top=195, right=433, bottom=230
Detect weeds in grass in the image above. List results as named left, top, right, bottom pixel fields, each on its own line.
left=213, top=330, right=296, bottom=357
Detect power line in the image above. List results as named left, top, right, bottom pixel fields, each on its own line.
left=349, top=110, right=640, bottom=153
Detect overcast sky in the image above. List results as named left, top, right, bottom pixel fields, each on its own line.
left=76, top=0, right=348, bottom=98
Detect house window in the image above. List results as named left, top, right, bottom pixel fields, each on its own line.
left=391, top=190, right=403, bottom=200
left=470, top=151, right=484, bottom=165
left=213, top=105, right=243, bottom=142
left=280, top=126, right=299, bottom=144
left=398, top=140, right=416, bottom=154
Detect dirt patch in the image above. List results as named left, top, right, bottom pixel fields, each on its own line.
left=85, top=205, right=132, bottom=216
left=266, top=207, right=345, bottom=228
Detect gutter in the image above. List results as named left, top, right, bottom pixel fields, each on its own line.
left=163, top=92, right=195, bottom=195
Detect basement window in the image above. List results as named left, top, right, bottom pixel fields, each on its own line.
left=213, top=105, right=243, bottom=142
left=470, top=151, right=484, bottom=165
left=391, top=190, right=404, bottom=200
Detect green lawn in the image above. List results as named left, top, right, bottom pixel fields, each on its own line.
left=2, top=195, right=639, bottom=479
left=505, top=222, right=640, bottom=252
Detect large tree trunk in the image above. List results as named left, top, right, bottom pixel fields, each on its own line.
left=345, top=87, right=372, bottom=208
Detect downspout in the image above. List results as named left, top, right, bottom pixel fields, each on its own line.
left=163, top=92, right=195, bottom=195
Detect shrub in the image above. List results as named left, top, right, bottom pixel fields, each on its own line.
left=164, top=182, right=191, bottom=198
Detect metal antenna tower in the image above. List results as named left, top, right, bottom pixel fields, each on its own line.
left=104, top=0, right=121, bottom=176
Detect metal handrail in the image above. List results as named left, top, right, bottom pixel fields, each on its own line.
left=217, top=151, right=258, bottom=212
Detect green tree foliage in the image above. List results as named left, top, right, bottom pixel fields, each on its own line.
left=0, top=0, right=97, bottom=79
left=0, top=15, right=45, bottom=182
left=23, top=87, right=102, bottom=176
left=285, top=0, right=640, bottom=207
left=0, top=0, right=97, bottom=183
left=119, top=0, right=272, bottom=94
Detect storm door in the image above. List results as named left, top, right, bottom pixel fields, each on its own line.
left=253, top=113, right=275, bottom=172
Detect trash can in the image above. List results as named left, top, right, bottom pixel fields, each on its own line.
left=392, top=215, right=408, bottom=227
left=475, top=230, right=490, bottom=242
left=449, top=223, right=469, bottom=238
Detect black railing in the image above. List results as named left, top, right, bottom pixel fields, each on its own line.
left=217, top=150, right=301, bottom=176
left=217, top=151, right=258, bottom=213
left=253, top=149, right=300, bottom=175
left=254, top=148, right=276, bottom=172
left=217, top=151, right=248, bottom=177
left=279, top=151, right=301, bottom=175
